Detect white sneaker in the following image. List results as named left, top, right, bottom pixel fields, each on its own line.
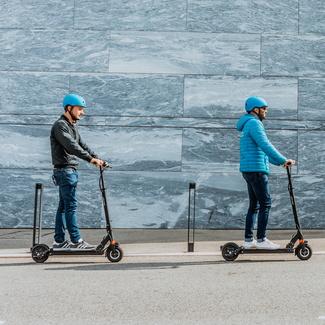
left=256, top=238, right=280, bottom=250
left=243, top=239, right=257, bottom=249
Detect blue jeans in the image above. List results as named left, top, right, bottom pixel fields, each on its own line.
left=242, top=172, right=272, bottom=240
left=53, top=168, right=81, bottom=243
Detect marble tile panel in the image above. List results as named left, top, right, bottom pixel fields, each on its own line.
left=298, top=131, right=325, bottom=175
left=1, top=169, right=324, bottom=229
left=182, top=129, right=240, bottom=172
left=0, top=170, right=247, bottom=229
left=194, top=173, right=284, bottom=229
left=0, top=125, right=51, bottom=169
left=187, top=0, right=298, bottom=34
left=111, top=117, right=325, bottom=131
left=0, top=170, right=58, bottom=228
left=267, top=130, right=297, bottom=174
left=78, top=116, right=108, bottom=126
left=0, top=0, right=74, bottom=29
left=104, top=117, right=237, bottom=128
left=184, top=76, right=298, bottom=119
left=163, top=172, right=249, bottom=230
left=0, top=30, right=110, bottom=72
left=0, top=125, right=183, bottom=171
left=70, top=74, right=183, bottom=117
left=0, top=170, right=104, bottom=228
left=95, top=117, right=325, bottom=132
left=0, top=72, right=69, bottom=115
left=298, top=78, right=325, bottom=120
left=0, top=115, right=55, bottom=125
left=102, top=171, right=200, bottom=229
left=106, top=171, right=324, bottom=229
left=3, top=115, right=323, bottom=131
left=264, top=119, right=325, bottom=131
left=299, top=0, right=325, bottom=34
left=0, top=115, right=106, bottom=126
left=109, top=32, right=260, bottom=75
left=79, top=126, right=183, bottom=171
left=182, top=128, right=297, bottom=173
left=200, top=171, right=325, bottom=229
left=262, top=35, right=325, bottom=77
left=268, top=173, right=325, bottom=229
left=74, top=0, right=187, bottom=31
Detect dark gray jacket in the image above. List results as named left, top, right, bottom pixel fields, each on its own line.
left=50, top=115, right=98, bottom=167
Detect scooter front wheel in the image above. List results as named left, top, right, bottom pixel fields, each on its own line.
left=295, top=243, right=312, bottom=261
left=221, top=242, right=239, bottom=261
left=106, top=245, right=123, bottom=262
left=31, top=244, right=50, bottom=263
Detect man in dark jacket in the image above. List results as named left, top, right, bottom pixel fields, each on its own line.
left=237, top=96, right=295, bottom=250
left=50, top=94, right=103, bottom=250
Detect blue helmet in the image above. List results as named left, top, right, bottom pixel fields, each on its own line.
left=245, top=96, right=268, bottom=112
left=62, top=94, right=87, bottom=108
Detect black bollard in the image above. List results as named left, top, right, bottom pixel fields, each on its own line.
left=188, top=183, right=196, bottom=252
left=32, top=183, right=44, bottom=248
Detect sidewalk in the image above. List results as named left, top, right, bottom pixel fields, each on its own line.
left=1, top=228, right=324, bottom=258
left=2, top=228, right=325, bottom=325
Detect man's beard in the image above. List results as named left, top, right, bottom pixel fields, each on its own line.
left=70, top=110, right=80, bottom=121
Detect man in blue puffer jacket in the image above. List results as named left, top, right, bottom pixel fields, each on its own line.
left=237, top=97, right=295, bottom=249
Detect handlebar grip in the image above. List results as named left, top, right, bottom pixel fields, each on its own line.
left=102, top=161, right=112, bottom=168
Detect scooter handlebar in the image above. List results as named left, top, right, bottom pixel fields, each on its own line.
left=284, top=159, right=295, bottom=168
left=102, top=161, right=112, bottom=169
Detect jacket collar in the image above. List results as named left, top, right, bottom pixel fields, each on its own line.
left=60, top=115, right=77, bottom=127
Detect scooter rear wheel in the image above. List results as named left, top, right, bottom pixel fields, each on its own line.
left=107, top=246, right=123, bottom=262
left=295, top=244, right=312, bottom=261
left=31, top=244, right=50, bottom=263
left=221, top=242, right=239, bottom=261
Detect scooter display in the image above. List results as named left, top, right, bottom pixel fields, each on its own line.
left=220, top=166, right=312, bottom=261
left=31, top=162, right=123, bottom=263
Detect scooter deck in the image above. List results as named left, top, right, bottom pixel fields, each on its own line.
left=48, top=248, right=105, bottom=256
left=239, top=247, right=294, bottom=254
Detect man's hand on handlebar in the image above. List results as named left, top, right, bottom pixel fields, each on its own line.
left=283, top=159, right=295, bottom=167
left=90, top=158, right=104, bottom=166
left=90, top=158, right=111, bottom=168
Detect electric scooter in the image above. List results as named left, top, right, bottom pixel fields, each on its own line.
left=31, top=162, right=123, bottom=263
left=220, top=166, right=312, bottom=261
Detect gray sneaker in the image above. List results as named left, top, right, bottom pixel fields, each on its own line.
left=70, top=239, right=95, bottom=250
left=53, top=240, right=71, bottom=250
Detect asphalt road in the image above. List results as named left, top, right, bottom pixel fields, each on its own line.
left=1, top=253, right=325, bottom=325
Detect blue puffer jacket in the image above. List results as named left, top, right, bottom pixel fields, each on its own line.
left=236, top=114, right=287, bottom=174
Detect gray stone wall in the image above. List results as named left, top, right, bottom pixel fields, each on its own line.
left=1, top=0, right=325, bottom=229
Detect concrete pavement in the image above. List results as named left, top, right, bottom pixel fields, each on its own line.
left=1, top=229, right=325, bottom=325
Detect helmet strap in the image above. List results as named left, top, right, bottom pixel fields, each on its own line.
left=250, top=107, right=264, bottom=121
left=67, top=106, right=78, bottom=121
left=257, top=107, right=263, bottom=121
